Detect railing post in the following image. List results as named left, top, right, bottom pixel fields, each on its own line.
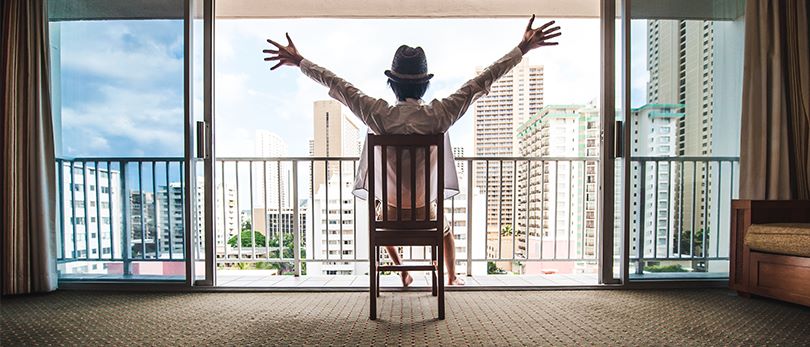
left=292, top=160, right=301, bottom=277
left=466, top=159, right=473, bottom=276
left=121, top=162, right=133, bottom=276
left=636, top=161, right=646, bottom=275
left=57, top=160, right=65, bottom=260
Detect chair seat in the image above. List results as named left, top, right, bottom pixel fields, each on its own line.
left=373, top=231, right=443, bottom=246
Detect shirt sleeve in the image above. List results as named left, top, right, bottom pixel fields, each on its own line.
left=427, top=47, right=524, bottom=132
left=300, top=59, right=391, bottom=134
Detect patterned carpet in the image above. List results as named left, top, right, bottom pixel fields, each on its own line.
left=2, top=289, right=809, bottom=346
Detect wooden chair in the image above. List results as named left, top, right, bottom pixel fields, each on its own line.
left=367, top=134, right=445, bottom=320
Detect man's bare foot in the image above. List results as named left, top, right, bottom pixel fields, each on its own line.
left=448, top=276, right=465, bottom=286
left=401, top=272, right=413, bottom=287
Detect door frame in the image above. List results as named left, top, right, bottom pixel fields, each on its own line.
left=183, top=0, right=216, bottom=287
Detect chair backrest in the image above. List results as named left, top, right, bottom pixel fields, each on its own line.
left=367, top=134, right=444, bottom=231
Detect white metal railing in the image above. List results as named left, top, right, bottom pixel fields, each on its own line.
left=55, top=155, right=738, bottom=277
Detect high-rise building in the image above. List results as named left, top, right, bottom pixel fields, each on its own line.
left=452, top=147, right=465, bottom=177
left=254, top=130, right=291, bottom=209
left=515, top=104, right=599, bottom=274
left=307, top=170, right=368, bottom=276
left=307, top=100, right=364, bottom=275
left=473, top=58, right=544, bottom=246
left=312, top=100, right=361, bottom=192
left=59, top=163, right=122, bottom=274
left=156, top=182, right=185, bottom=258
left=199, top=180, right=239, bottom=257
left=629, top=104, right=683, bottom=264
left=646, top=19, right=715, bottom=251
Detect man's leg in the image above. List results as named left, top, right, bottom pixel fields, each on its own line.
left=378, top=202, right=413, bottom=287
left=443, top=232, right=464, bottom=285
left=385, top=246, right=413, bottom=287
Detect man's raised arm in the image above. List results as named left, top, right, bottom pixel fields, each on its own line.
left=429, top=16, right=562, bottom=132
left=263, top=33, right=390, bottom=134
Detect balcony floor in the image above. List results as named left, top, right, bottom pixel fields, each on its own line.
left=216, top=270, right=599, bottom=288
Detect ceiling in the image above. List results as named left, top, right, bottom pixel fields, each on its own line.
left=48, top=0, right=743, bottom=21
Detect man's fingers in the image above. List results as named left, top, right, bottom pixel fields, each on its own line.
left=270, top=61, right=284, bottom=70
left=266, top=38, right=282, bottom=48
left=263, top=49, right=279, bottom=54
left=264, top=56, right=281, bottom=61
left=538, top=20, right=556, bottom=31
left=526, top=14, right=535, bottom=31
left=543, top=32, right=562, bottom=40
left=543, top=26, right=561, bottom=35
left=285, top=32, right=295, bottom=47
left=539, top=42, right=559, bottom=46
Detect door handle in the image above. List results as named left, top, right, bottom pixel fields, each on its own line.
left=614, top=120, right=624, bottom=158
left=196, top=121, right=208, bottom=159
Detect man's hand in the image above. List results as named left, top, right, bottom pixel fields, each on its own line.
left=518, top=15, right=562, bottom=55
left=263, top=33, right=304, bottom=70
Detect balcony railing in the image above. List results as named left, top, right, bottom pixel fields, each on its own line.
left=627, top=157, right=739, bottom=274
left=56, top=157, right=187, bottom=277
left=55, top=155, right=738, bottom=279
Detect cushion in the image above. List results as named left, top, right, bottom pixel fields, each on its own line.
left=745, top=223, right=810, bottom=257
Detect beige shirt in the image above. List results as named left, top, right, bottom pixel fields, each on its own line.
left=300, top=47, right=524, bottom=207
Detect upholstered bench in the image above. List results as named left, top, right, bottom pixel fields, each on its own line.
left=730, top=200, right=810, bottom=307
left=745, top=223, right=810, bottom=257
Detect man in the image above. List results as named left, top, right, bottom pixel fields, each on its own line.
left=264, top=15, right=561, bottom=286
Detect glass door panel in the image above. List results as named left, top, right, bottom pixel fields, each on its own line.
left=50, top=3, right=188, bottom=281
left=625, top=0, right=744, bottom=280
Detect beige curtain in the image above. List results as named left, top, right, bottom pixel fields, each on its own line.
left=1, top=0, right=58, bottom=294
left=740, top=0, right=810, bottom=200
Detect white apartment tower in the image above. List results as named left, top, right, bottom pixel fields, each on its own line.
left=307, top=171, right=368, bottom=276
left=629, top=104, right=682, bottom=267
left=308, top=100, right=364, bottom=275
left=515, top=104, right=599, bottom=275
left=312, top=100, right=361, bottom=192
left=452, top=147, right=465, bottom=177
left=473, top=58, right=544, bottom=242
left=647, top=19, right=715, bottom=252
left=254, top=130, right=291, bottom=209
left=59, top=163, right=122, bottom=274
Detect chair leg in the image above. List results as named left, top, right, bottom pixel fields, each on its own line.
left=376, top=246, right=381, bottom=297
left=370, top=244, right=377, bottom=320
left=438, top=242, right=445, bottom=320
left=431, top=245, right=437, bottom=296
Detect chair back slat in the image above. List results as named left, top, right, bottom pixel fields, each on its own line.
left=424, top=145, right=431, bottom=220
left=380, top=144, right=388, bottom=222
left=410, top=146, right=417, bottom=221
left=395, top=147, right=402, bottom=221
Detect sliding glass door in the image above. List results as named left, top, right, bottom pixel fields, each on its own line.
left=49, top=0, right=217, bottom=284
left=619, top=0, right=744, bottom=281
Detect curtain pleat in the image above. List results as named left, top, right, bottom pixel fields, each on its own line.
left=739, top=0, right=810, bottom=200
left=1, top=0, right=58, bottom=295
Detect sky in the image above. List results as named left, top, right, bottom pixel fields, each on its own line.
left=53, top=18, right=650, bottom=158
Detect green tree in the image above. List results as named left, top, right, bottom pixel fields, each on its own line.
left=675, top=228, right=709, bottom=257
left=228, top=230, right=267, bottom=248
left=487, top=261, right=505, bottom=275
left=644, top=264, right=687, bottom=273
left=259, top=232, right=307, bottom=275
left=500, top=224, right=513, bottom=237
